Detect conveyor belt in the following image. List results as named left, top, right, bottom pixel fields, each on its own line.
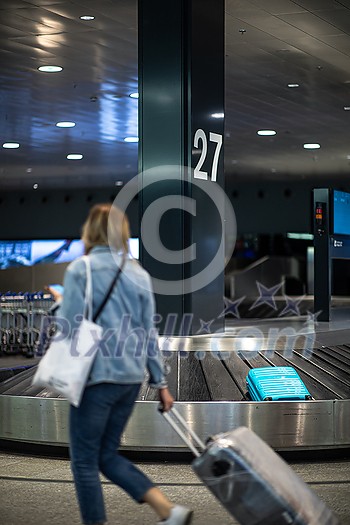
left=0, top=336, right=350, bottom=451
left=2, top=345, right=349, bottom=401
left=133, top=344, right=350, bottom=402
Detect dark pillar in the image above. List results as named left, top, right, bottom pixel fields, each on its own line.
left=138, top=0, right=227, bottom=335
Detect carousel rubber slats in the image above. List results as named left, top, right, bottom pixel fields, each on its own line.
left=237, top=351, right=271, bottom=370
left=18, top=383, right=57, bottom=397
left=137, top=376, right=151, bottom=401
left=199, top=353, right=243, bottom=401
left=316, top=346, right=350, bottom=367
left=1, top=373, right=40, bottom=396
left=267, top=350, right=350, bottom=399
left=284, top=350, right=350, bottom=398
left=218, top=351, right=251, bottom=399
left=0, top=366, right=37, bottom=394
left=260, top=351, right=340, bottom=400
left=178, top=352, right=211, bottom=401
left=333, top=344, right=350, bottom=362
left=0, top=369, right=16, bottom=382
left=138, top=354, right=179, bottom=401
left=0, top=366, right=32, bottom=383
left=141, top=384, right=159, bottom=401
left=162, top=353, right=179, bottom=400
left=294, top=348, right=350, bottom=384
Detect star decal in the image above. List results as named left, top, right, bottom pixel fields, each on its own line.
left=278, top=295, right=305, bottom=317
left=219, top=296, right=246, bottom=319
left=196, top=318, right=214, bottom=335
left=304, top=310, right=322, bottom=326
left=249, top=282, right=283, bottom=311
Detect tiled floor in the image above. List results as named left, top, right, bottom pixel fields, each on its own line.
left=0, top=451, right=350, bottom=525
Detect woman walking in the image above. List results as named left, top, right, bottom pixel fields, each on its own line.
left=50, top=203, right=193, bottom=525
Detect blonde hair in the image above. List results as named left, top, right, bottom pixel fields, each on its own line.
left=81, top=203, right=130, bottom=254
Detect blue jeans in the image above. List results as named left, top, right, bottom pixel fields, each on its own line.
left=69, top=383, right=154, bottom=525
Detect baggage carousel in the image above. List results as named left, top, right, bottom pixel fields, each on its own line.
left=1, top=315, right=350, bottom=453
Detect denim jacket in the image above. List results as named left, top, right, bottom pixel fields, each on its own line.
left=56, top=246, right=167, bottom=388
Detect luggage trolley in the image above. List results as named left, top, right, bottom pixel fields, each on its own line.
left=0, top=291, right=54, bottom=356
left=27, top=292, right=54, bottom=356
left=0, top=293, right=18, bottom=354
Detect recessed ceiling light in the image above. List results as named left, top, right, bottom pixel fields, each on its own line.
left=344, top=106, right=350, bottom=111
left=124, top=137, right=139, bottom=143
left=257, top=130, right=276, bottom=136
left=33, top=183, right=39, bottom=190
left=303, top=143, right=321, bottom=149
left=211, top=113, right=224, bottom=118
left=67, top=154, right=83, bottom=160
left=3, top=142, right=20, bottom=148
left=38, top=65, right=63, bottom=73
left=115, top=181, right=123, bottom=186
left=129, top=92, right=139, bottom=99
left=56, top=121, right=76, bottom=128
left=287, top=83, right=299, bottom=88
left=80, top=15, right=95, bottom=20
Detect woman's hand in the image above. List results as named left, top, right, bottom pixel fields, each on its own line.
left=158, top=387, right=174, bottom=412
left=44, top=286, right=63, bottom=302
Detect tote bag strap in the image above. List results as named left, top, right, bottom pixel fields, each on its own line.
left=82, top=256, right=93, bottom=321
left=93, top=255, right=126, bottom=322
left=81, top=254, right=126, bottom=323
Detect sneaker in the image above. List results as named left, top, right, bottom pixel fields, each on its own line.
left=157, top=505, right=193, bottom=525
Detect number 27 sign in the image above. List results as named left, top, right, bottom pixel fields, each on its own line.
left=193, top=129, right=223, bottom=182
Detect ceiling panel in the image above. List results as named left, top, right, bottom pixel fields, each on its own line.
left=1, top=0, right=350, bottom=189
left=321, top=33, right=350, bottom=53
left=2, top=13, right=63, bottom=34
left=291, top=0, right=347, bottom=11
left=314, top=8, right=350, bottom=34
left=249, top=0, right=307, bottom=15
left=0, top=0, right=35, bottom=7
left=278, top=12, right=343, bottom=35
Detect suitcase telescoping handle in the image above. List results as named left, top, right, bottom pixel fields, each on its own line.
left=158, top=405, right=206, bottom=458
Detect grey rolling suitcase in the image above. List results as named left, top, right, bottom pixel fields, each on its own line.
left=161, top=407, right=338, bottom=525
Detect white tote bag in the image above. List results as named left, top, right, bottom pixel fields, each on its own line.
left=32, top=257, right=103, bottom=407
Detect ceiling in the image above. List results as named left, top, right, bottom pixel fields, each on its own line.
left=1, top=0, right=350, bottom=190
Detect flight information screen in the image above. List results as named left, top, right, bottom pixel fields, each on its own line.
left=0, top=238, right=139, bottom=269
left=0, top=240, right=84, bottom=269
left=333, top=190, right=350, bottom=236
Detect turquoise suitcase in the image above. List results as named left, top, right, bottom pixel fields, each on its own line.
left=247, top=366, right=312, bottom=401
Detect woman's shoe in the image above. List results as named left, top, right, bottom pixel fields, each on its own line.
left=157, top=505, right=193, bottom=525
